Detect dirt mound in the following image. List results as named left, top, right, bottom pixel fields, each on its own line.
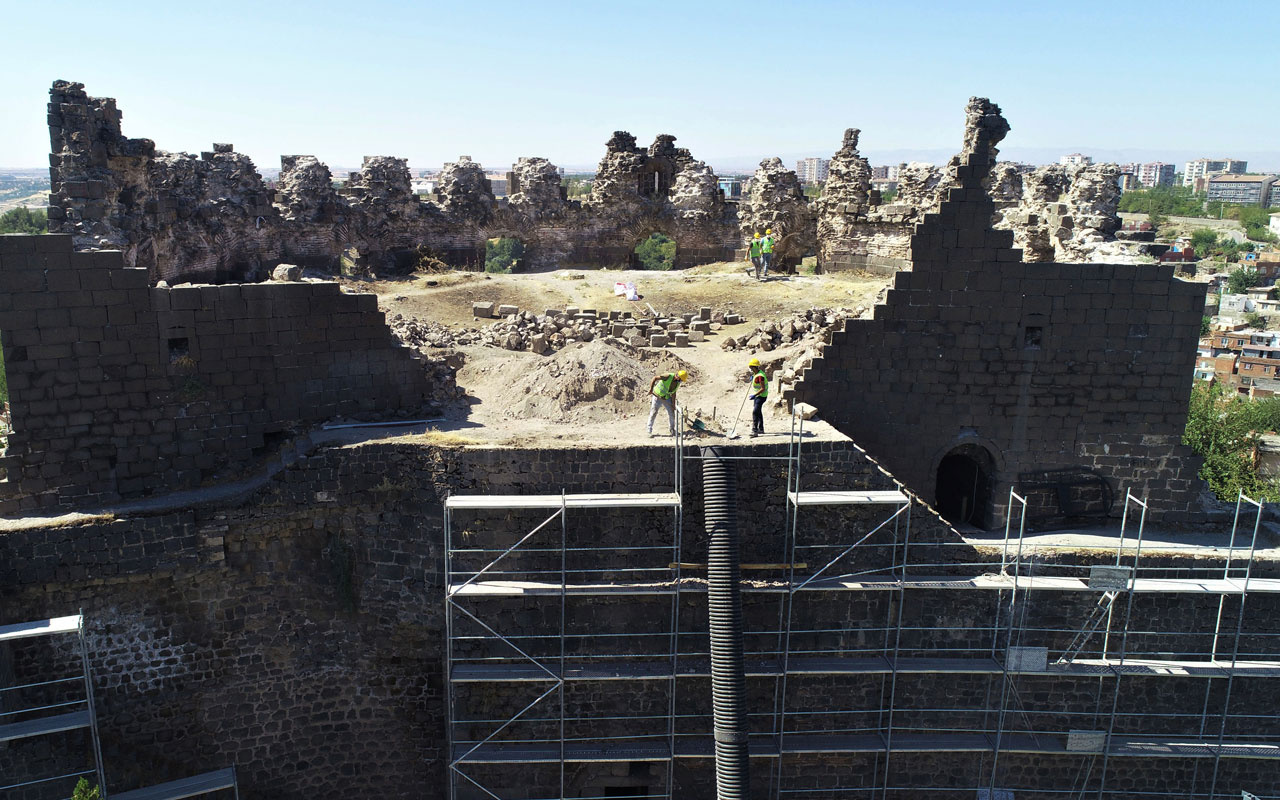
left=499, top=340, right=696, bottom=423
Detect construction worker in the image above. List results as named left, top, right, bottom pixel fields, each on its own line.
left=748, top=358, right=768, bottom=437
left=747, top=233, right=764, bottom=280
left=648, top=369, right=688, bottom=437
left=760, top=228, right=777, bottom=279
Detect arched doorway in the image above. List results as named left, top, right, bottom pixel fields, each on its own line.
left=485, top=236, right=525, bottom=273
left=935, top=444, right=997, bottom=529
left=631, top=233, right=676, bottom=270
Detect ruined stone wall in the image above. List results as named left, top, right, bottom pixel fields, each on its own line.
left=0, top=235, right=439, bottom=514
left=791, top=100, right=1208, bottom=523
left=45, top=83, right=740, bottom=281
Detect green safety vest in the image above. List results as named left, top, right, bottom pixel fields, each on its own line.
left=748, top=239, right=763, bottom=257
left=653, top=374, right=680, bottom=399
left=761, top=235, right=775, bottom=254
left=751, top=369, right=769, bottom=398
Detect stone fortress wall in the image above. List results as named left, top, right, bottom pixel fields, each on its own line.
left=791, top=99, right=1207, bottom=525
left=1, top=441, right=1276, bottom=799
left=46, top=81, right=1133, bottom=284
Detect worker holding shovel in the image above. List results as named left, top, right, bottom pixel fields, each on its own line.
left=748, top=358, right=769, bottom=438
left=648, top=370, right=687, bottom=437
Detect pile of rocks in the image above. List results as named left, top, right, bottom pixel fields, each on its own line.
left=719, top=307, right=854, bottom=353
left=467, top=303, right=746, bottom=355
left=390, top=304, right=748, bottom=357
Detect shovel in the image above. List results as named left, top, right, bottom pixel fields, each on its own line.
left=725, top=387, right=753, bottom=440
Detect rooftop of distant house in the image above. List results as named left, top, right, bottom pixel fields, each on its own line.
left=1207, top=173, right=1275, bottom=183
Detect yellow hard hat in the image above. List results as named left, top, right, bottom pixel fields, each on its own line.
left=765, top=228, right=772, bottom=234
left=748, top=358, right=761, bottom=367
left=753, top=232, right=761, bottom=238
left=677, top=370, right=688, bottom=381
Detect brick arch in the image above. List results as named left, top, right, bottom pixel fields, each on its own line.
left=930, top=434, right=1004, bottom=530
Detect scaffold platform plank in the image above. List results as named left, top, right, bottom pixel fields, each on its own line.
left=0, top=710, right=91, bottom=742
left=0, top=615, right=81, bottom=642
left=453, top=740, right=671, bottom=763
left=109, top=768, right=237, bottom=800
left=452, top=732, right=1280, bottom=763
left=445, top=493, right=681, bottom=510
left=449, top=575, right=1280, bottom=596
left=788, top=490, right=909, bottom=506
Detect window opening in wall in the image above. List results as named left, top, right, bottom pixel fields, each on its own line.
left=168, top=337, right=190, bottom=363
left=1023, top=325, right=1043, bottom=349
left=484, top=237, right=524, bottom=274
left=632, top=233, right=676, bottom=271
left=252, top=429, right=289, bottom=459
left=935, top=445, right=995, bottom=529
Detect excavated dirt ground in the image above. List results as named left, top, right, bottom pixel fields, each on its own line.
left=352, top=262, right=892, bottom=447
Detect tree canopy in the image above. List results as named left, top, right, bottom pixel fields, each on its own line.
left=1183, top=382, right=1280, bottom=502
left=0, top=207, right=47, bottom=234
left=484, top=237, right=523, bottom=273
left=634, top=233, right=675, bottom=270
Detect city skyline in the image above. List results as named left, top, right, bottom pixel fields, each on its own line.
left=3, top=0, right=1279, bottom=173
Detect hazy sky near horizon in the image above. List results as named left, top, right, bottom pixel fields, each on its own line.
left=3, top=0, right=1277, bottom=172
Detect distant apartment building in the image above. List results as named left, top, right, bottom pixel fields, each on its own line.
left=796, top=157, right=830, bottom=184
left=1271, top=213, right=1280, bottom=237
left=1137, top=162, right=1176, bottom=188
left=871, top=164, right=901, bottom=180
left=1183, top=157, right=1247, bottom=187
left=1059, top=153, right=1092, bottom=167
left=871, top=178, right=898, bottom=196
left=1207, top=174, right=1277, bottom=207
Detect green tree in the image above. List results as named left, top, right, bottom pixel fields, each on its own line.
left=1201, top=316, right=1212, bottom=336
left=1190, top=228, right=1219, bottom=255
left=484, top=237, right=524, bottom=273
left=72, top=778, right=101, bottom=800
left=1117, top=185, right=1206, bottom=217
left=633, top=233, right=676, bottom=270
left=0, top=206, right=47, bottom=234
left=1183, top=382, right=1280, bottom=502
left=1245, top=311, right=1269, bottom=331
left=1227, top=265, right=1261, bottom=294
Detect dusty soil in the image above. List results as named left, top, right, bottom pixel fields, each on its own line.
left=352, top=262, right=891, bottom=446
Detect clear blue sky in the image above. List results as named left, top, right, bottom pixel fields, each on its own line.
left=4, top=0, right=1278, bottom=172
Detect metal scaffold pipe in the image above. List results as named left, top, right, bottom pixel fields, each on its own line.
left=702, top=445, right=749, bottom=800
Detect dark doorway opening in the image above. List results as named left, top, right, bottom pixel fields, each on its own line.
left=935, top=445, right=996, bottom=529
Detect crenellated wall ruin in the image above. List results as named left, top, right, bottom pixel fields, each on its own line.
left=47, top=80, right=1141, bottom=285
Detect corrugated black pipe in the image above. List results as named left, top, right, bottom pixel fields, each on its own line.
left=702, top=445, right=749, bottom=800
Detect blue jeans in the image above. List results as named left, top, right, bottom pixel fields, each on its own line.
left=752, top=395, right=765, bottom=434
left=761, top=252, right=772, bottom=275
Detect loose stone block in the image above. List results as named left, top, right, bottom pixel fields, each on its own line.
left=497, top=304, right=518, bottom=317
left=473, top=302, right=494, bottom=318
left=649, top=333, right=667, bottom=347
left=688, top=330, right=705, bottom=343
left=672, top=333, right=689, bottom=347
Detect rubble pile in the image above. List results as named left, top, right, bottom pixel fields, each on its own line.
left=391, top=304, right=747, bottom=357
left=718, top=307, right=854, bottom=353
left=669, top=161, right=726, bottom=223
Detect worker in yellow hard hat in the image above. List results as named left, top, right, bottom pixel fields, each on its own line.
left=748, top=358, right=769, bottom=437
left=748, top=233, right=764, bottom=280
left=760, top=228, right=777, bottom=280
left=648, top=369, right=689, bottom=437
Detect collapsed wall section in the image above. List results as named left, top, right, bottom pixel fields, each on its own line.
left=0, top=234, right=436, bottom=514
left=792, top=99, right=1207, bottom=523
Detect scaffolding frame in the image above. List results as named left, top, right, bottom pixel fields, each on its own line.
left=0, top=613, right=239, bottom=800
left=442, top=413, right=1278, bottom=800
left=444, top=416, right=688, bottom=800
